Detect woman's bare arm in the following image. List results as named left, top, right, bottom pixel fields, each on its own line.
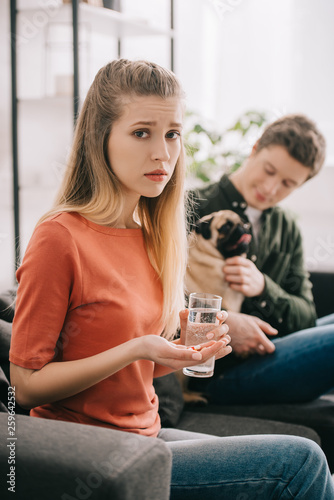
left=10, top=338, right=141, bottom=409
left=11, top=334, right=228, bottom=409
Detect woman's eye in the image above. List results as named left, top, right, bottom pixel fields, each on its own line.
left=166, top=131, right=180, bottom=139
left=134, top=130, right=149, bottom=138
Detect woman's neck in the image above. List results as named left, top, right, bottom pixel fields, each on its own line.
left=113, top=219, right=141, bottom=229
left=115, top=202, right=140, bottom=228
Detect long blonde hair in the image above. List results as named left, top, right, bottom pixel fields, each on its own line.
left=39, top=59, right=187, bottom=339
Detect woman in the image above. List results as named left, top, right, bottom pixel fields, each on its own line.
left=9, top=59, right=334, bottom=499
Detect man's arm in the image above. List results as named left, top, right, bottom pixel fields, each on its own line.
left=241, top=227, right=317, bottom=335
left=242, top=273, right=316, bottom=335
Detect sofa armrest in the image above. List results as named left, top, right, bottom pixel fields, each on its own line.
left=0, top=414, right=172, bottom=500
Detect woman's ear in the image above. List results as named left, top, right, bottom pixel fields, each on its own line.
left=250, top=140, right=259, bottom=157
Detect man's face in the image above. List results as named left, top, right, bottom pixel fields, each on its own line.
left=236, top=145, right=311, bottom=210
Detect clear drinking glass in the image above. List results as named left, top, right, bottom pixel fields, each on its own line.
left=183, top=292, right=222, bottom=378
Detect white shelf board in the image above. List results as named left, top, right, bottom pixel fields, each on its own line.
left=18, top=3, right=174, bottom=38
left=18, top=96, right=73, bottom=104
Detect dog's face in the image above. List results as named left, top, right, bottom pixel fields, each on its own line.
left=194, top=210, right=252, bottom=258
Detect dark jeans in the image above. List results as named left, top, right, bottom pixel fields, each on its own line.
left=205, top=314, right=334, bottom=404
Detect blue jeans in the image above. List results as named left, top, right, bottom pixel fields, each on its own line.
left=204, top=314, right=334, bottom=404
left=158, top=428, right=334, bottom=499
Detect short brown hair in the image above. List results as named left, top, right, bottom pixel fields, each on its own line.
left=256, top=114, right=326, bottom=179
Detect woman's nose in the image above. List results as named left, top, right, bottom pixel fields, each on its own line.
left=151, top=138, right=170, bottom=162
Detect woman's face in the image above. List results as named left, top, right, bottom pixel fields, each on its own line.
left=107, top=95, right=183, bottom=205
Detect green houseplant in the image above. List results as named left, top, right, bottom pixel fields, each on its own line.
left=184, top=110, right=269, bottom=188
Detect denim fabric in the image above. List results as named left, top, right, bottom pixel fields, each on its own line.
left=204, top=316, right=334, bottom=405
left=158, top=428, right=334, bottom=499
left=317, top=313, right=334, bottom=326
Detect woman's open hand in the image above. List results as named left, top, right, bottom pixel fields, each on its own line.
left=141, top=334, right=230, bottom=371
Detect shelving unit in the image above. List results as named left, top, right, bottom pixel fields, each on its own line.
left=10, top=0, right=175, bottom=274
left=17, top=3, right=174, bottom=38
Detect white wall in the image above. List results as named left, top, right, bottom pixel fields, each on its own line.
left=280, top=168, right=334, bottom=273
left=176, top=0, right=334, bottom=272
left=176, top=0, right=334, bottom=162
left=1, top=0, right=334, bottom=291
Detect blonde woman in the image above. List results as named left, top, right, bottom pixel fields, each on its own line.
left=9, top=60, right=334, bottom=499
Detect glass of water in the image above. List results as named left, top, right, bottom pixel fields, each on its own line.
left=183, top=292, right=222, bottom=378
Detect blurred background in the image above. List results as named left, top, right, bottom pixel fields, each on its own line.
left=1, top=0, right=334, bottom=289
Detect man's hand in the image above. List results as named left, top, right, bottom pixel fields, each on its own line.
left=223, top=256, right=265, bottom=297
left=225, top=311, right=278, bottom=357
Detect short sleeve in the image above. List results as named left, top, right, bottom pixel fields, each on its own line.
left=9, top=219, right=82, bottom=370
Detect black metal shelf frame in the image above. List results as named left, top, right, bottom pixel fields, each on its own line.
left=10, top=0, right=174, bottom=277
left=10, top=0, right=19, bottom=272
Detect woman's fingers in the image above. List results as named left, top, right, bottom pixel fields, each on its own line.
left=206, top=322, right=229, bottom=340
left=155, top=337, right=232, bottom=370
left=178, top=308, right=229, bottom=343
left=215, top=343, right=233, bottom=360
left=190, top=340, right=225, bottom=361
left=179, top=309, right=189, bottom=345
left=182, top=340, right=232, bottom=365
left=204, top=310, right=229, bottom=341
left=191, top=340, right=232, bottom=363
left=173, top=340, right=224, bottom=362
left=217, top=310, right=228, bottom=324
left=170, top=309, right=232, bottom=367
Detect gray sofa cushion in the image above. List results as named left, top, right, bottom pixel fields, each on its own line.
left=0, top=318, right=11, bottom=382
left=0, top=413, right=172, bottom=500
left=177, top=410, right=321, bottom=445
left=153, top=373, right=184, bottom=427
left=0, top=289, right=16, bottom=323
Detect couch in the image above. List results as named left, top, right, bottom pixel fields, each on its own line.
left=0, top=272, right=333, bottom=498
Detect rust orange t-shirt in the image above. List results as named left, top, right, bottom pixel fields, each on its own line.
left=10, top=212, right=164, bottom=437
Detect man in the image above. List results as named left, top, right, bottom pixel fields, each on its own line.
left=187, top=114, right=333, bottom=404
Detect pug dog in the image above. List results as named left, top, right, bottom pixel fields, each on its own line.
left=179, top=210, right=251, bottom=405
left=185, top=210, right=252, bottom=312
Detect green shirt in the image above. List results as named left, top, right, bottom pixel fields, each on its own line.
left=188, top=174, right=317, bottom=336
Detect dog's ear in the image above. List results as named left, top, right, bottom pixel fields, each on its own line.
left=195, top=217, right=213, bottom=239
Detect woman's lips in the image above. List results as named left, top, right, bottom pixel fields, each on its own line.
left=144, top=170, right=168, bottom=182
